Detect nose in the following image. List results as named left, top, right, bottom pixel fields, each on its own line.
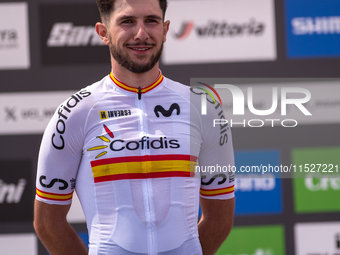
left=134, top=23, right=149, bottom=42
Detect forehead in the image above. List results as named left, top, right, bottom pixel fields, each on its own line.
left=112, top=0, right=162, bottom=19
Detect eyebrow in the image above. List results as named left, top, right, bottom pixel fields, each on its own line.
left=145, top=15, right=162, bottom=20
left=117, top=14, right=163, bottom=22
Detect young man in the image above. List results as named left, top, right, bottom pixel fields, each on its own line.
left=34, top=0, right=235, bottom=254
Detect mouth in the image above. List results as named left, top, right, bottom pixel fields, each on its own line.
left=129, top=47, right=150, bottom=51
left=126, top=44, right=155, bottom=53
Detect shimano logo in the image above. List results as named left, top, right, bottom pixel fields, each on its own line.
left=235, top=174, right=275, bottom=192
left=292, top=16, right=340, bottom=35
left=0, top=179, right=26, bottom=204
left=47, top=22, right=104, bottom=47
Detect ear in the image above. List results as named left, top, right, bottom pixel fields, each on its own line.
left=95, top=22, right=110, bottom=45
left=162, top=20, right=170, bottom=43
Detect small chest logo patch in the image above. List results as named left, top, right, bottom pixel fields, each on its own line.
left=154, top=103, right=180, bottom=117
left=100, top=109, right=132, bottom=120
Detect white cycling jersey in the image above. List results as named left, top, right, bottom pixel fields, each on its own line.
left=36, top=72, right=235, bottom=255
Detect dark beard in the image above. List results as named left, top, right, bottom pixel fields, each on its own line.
left=109, top=38, right=163, bottom=74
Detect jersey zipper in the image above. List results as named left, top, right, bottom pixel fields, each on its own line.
left=138, top=87, right=142, bottom=100
left=135, top=92, right=157, bottom=255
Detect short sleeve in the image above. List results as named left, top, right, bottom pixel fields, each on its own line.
left=191, top=86, right=235, bottom=200
left=35, top=89, right=91, bottom=205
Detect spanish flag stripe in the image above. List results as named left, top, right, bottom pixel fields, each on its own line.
left=200, top=185, right=234, bottom=192
left=90, top=154, right=197, bottom=167
left=36, top=188, right=73, bottom=201
left=94, top=171, right=191, bottom=183
left=200, top=190, right=234, bottom=197
left=92, top=160, right=196, bottom=178
left=200, top=186, right=234, bottom=196
left=36, top=193, right=72, bottom=201
left=110, top=72, right=163, bottom=93
left=141, top=76, right=164, bottom=93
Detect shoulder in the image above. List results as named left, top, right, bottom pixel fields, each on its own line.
left=162, top=76, right=190, bottom=97
left=162, top=76, right=202, bottom=109
left=57, top=75, right=111, bottom=120
left=46, top=76, right=112, bottom=149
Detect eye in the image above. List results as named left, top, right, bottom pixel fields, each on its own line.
left=146, top=19, right=158, bottom=23
left=121, top=19, right=133, bottom=24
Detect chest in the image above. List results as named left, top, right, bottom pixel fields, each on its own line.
left=84, top=94, right=193, bottom=161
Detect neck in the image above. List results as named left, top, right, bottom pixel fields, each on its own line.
left=111, top=61, right=161, bottom=88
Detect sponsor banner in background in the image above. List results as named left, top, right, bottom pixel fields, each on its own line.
left=217, top=225, right=286, bottom=255
left=0, top=233, right=37, bottom=255
left=285, top=0, right=340, bottom=58
left=0, top=91, right=74, bottom=135
left=292, top=147, right=340, bottom=213
left=163, top=0, right=276, bottom=65
left=0, top=2, right=30, bottom=70
left=295, top=222, right=340, bottom=255
left=234, top=150, right=283, bottom=215
left=191, top=78, right=340, bottom=128
left=0, top=160, right=34, bottom=222
left=40, top=4, right=108, bottom=65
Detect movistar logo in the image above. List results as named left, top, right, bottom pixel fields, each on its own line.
left=154, top=103, right=180, bottom=117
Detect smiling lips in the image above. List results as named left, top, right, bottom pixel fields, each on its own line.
left=130, top=47, right=150, bottom=51
left=127, top=44, right=155, bottom=53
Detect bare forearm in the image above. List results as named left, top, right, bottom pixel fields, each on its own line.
left=198, top=216, right=231, bottom=255
left=198, top=197, right=235, bottom=255
left=34, top=200, right=88, bottom=255
left=35, top=220, right=88, bottom=255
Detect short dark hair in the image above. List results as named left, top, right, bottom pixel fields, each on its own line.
left=96, top=0, right=168, bottom=23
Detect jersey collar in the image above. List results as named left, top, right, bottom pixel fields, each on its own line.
left=109, top=71, right=164, bottom=94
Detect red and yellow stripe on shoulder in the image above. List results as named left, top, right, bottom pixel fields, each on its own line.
left=200, top=185, right=234, bottom=197
left=36, top=188, right=73, bottom=201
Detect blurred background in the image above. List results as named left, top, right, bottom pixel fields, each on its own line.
left=0, top=0, right=339, bottom=254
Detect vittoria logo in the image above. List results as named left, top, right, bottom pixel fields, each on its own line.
left=174, top=19, right=265, bottom=40
left=99, top=109, right=132, bottom=120
left=87, top=125, right=180, bottom=159
left=174, top=21, right=194, bottom=40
